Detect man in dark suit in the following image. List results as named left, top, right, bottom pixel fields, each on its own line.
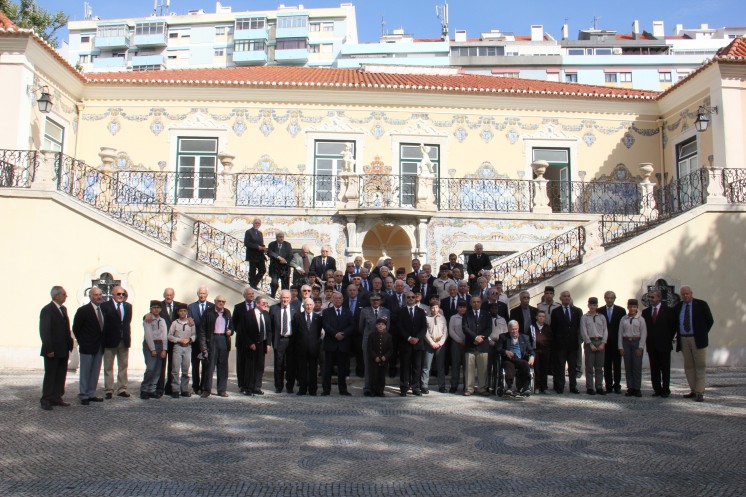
left=321, top=291, right=353, bottom=396
left=642, top=289, right=677, bottom=398
left=441, top=283, right=461, bottom=323
left=231, top=286, right=253, bottom=394
left=439, top=253, right=464, bottom=279
left=101, top=285, right=132, bottom=399
left=496, top=320, right=535, bottom=396
left=236, top=296, right=270, bottom=396
left=466, top=243, right=492, bottom=294
left=72, top=286, right=105, bottom=405
left=39, top=286, right=74, bottom=410
left=187, top=286, right=213, bottom=395
left=358, top=294, right=391, bottom=396
left=244, top=217, right=267, bottom=288
left=154, top=288, right=184, bottom=397
left=414, top=271, right=437, bottom=306
left=673, top=286, right=714, bottom=402
left=292, top=297, right=323, bottom=395
left=406, top=258, right=423, bottom=283
left=480, top=288, right=509, bottom=322
left=550, top=290, right=582, bottom=394
left=289, top=244, right=314, bottom=286
left=198, top=295, right=233, bottom=397
left=395, top=292, right=428, bottom=396
left=309, top=246, right=336, bottom=284
left=344, top=284, right=366, bottom=378
left=267, top=231, right=294, bottom=298
left=269, top=290, right=299, bottom=393
left=509, top=291, right=538, bottom=338
left=602, top=290, right=627, bottom=394
left=462, top=295, right=492, bottom=396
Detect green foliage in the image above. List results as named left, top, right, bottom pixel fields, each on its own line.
left=0, top=0, right=68, bottom=48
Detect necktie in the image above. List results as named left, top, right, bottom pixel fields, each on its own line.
left=117, top=302, right=123, bottom=321
left=322, top=257, right=326, bottom=267
left=607, top=307, right=612, bottom=322
left=398, top=294, right=403, bottom=306
left=259, top=314, right=266, bottom=339
left=307, top=313, right=311, bottom=327
left=303, top=255, right=310, bottom=273
left=168, top=304, right=172, bottom=317
left=652, top=306, right=658, bottom=323
left=683, top=304, right=691, bottom=333
left=409, top=307, right=414, bottom=319
left=494, top=317, right=498, bottom=327
left=201, top=303, right=205, bottom=316
left=565, top=306, right=570, bottom=322
left=282, top=307, right=288, bottom=337
left=60, top=306, right=69, bottom=325
left=475, top=310, right=479, bottom=319
left=95, top=305, right=103, bottom=330
left=374, top=308, right=378, bottom=318
left=452, top=298, right=456, bottom=311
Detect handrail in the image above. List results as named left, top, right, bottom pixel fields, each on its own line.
left=0, top=149, right=39, bottom=188
left=439, top=177, right=533, bottom=212
left=546, top=180, right=639, bottom=214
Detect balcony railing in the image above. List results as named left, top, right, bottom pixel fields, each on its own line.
left=116, top=171, right=216, bottom=205
left=235, top=172, right=339, bottom=208
left=492, top=226, right=586, bottom=297
left=56, top=154, right=175, bottom=246
left=0, top=149, right=39, bottom=188
left=546, top=180, right=640, bottom=214
left=723, top=168, right=746, bottom=204
left=359, top=174, right=415, bottom=208
left=439, top=177, right=533, bottom=212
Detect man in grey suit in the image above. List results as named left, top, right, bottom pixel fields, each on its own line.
left=359, top=293, right=391, bottom=396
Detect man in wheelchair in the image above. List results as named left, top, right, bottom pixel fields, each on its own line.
left=496, top=320, right=535, bottom=398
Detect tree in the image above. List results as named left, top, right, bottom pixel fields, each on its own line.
left=0, top=0, right=68, bottom=48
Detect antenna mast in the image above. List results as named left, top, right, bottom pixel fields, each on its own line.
left=436, top=1, right=449, bottom=40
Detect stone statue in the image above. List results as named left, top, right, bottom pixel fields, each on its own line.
left=418, top=144, right=434, bottom=176
left=342, top=143, right=356, bottom=173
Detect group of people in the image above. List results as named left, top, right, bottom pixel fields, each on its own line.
left=38, top=243, right=715, bottom=410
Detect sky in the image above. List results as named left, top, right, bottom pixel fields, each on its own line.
left=37, top=0, right=746, bottom=44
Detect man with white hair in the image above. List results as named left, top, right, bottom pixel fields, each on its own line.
left=496, top=320, right=535, bottom=397
left=290, top=244, right=314, bottom=286
left=199, top=295, right=233, bottom=397
left=673, top=286, right=714, bottom=402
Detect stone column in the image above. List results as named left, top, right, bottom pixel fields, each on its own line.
left=414, top=218, right=429, bottom=261
left=98, top=146, right=117, bottom=174
left=31, top=149, right=59, bottom=191
left=638, top=163, right=657, bottom=218
left=706, top=166, right=727, bottom=205
left=531, top=160, right=552, bottom=214
left=345, top=216, right=362, bottom=259
left=338, top=171, right=360, bottom=209
left=215, top=152, right=236, bottom=208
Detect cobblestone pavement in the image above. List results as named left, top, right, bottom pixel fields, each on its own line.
left=1, top=367, right=745, bottom=497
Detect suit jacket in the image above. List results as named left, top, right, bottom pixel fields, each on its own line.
left=441, top=296, right=461, bottom=322
left=413, top=282, right=437, bottom=306
left=309, top=255, right=336, bottom=280
left=550, top=305, right=583, bottom=350
left=72, top=302, right=103, bottom=355
left=232, top=300, right=255, bottom=349
left=159, top=300, right=183, bottom=331
left=269, top=303, right=298, bottom=348
left=368, top=331, right=393, bottom=362
left=290, top=251, right=314, bottom=282
left=237, top=308, right=269, bottom=348
left=343, top=296, right=366, bottom=335
left=39, top=302, right=73, bottom=358
left=673, top=298, right=714, bottom=351
left=101, top=299, right=133, bottom=348
left=267, top=241, right=293, bottom=276
left=462, top=308, right=492, bottom=353
left=198, top=307, right=233, bottom=352
left=439, top=262, right=464, bottom=275
left=359, top=306, right=391, bottom=340
left=321, top=306, right=353, bottom=353
left=466, top=253, right=492, bottom=279
left=188, top=300, right=214, bottom=333
left=292, top=311, right=323, bottom=357
left=496, top=333, right=534, bottom=360
left=244, top=227, right=265, bottom=262
left=509, top=305, right=539, bottom=336
left=481, top=300, right=509, bottom=322
left=602, top=305, right=627, bottom=345
left=395, top=306, right=428, bottom=351
left=642, top=304, right=677, bottom=352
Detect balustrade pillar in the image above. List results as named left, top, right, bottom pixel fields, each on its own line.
left=338, top=171, right=360, bottom=210
left=415, top=174, right=436, bottom=211
left=638, top=163, right=657, bottom=218
left=706, top=166, right=727, bottom=205
left=30, top=149, right=58, bottom=191
left=173, top=212, right=195, bottom=253
left=531, top=160, right=552, bottom=214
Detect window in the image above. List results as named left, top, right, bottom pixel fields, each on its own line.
left=43, top=119, right=64, bottom=153
left=400, top=143, right=439, bottom=207
left=96, top=24, right=128, bottom=38
left=605, top=73, right=618, bottom=83
left=135, top=22, right=165, bottom=35
left=80, top=36, right=90, bottom=43
left=659, top=72, right=672, bottom=82
left=168, top=55, right=177, bottom=60
left=533, top=148, right=572, bottom=212
left=214, top=49, right=224, bottom=56
left=676, top=137, right=697, bottom=179
left=322, top=22, right=334, bottom=32
left=169, top=32, right=179, bottom=38
left=565, top=73, right=578, bottom=82
left=277, top=15, right=308, bottom=29
left=235, top=17, right=266, bottom=30
left=450, top=46, right=502, bottom=57
left=234, top=40, right=265, bottom=52
left=79, top=55, right=90, bottom=64
left=276, top=38, right=307, bottom=50
left=568, top=48, right=584, bottom=55
left=176, top=138, right=217, bottom=203
left=132, top=65, right=162, bottom=71
left=313, top=140, right=353, bottom=207
left=595, top=48, right=612, bottom=55
left=309, top=44, right=320, bottom=53
left=619, top=72, right=632, bottom=82
left=215, top=26, right=226, bottom=35
left=494, top=72, right=519, bottom=78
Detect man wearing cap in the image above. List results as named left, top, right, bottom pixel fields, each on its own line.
left=141, top=300, right=168, bottom=400
left=537, top=286, right=561, bottom=325
left=642, top=289, right=677, bottom=398
left=601, top=291, right=626, bottom=394
left=368, top=317, right=394, bottom=396
left=580, top=297, right=608, bottom=395
left=618, top=299, right=647, bottom=397
left=359, top=293, right=391, bottom=396
left=673, top=286, right=714, bottom=402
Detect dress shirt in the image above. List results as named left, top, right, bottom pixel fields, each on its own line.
left=679, top=303, right=694, bottom=335
left=214, top=310, right=226, bottom=335
left=618, top=315, right=647, bottom=349
left=580, top=313, right=608, bottom=344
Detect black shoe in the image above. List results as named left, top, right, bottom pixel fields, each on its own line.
left=340, top=391, right=352, bottom=396
left=438, top=387, right=447, bottom=393
left=695, top=393, right=704, bottom=402
left=181, top=392, right=191, bottom=398
left=321, top=391, right=330, bottom=396
left=555, top=389, right=563, bottom=394
left=605, top=387, right=613, bottom=394
left=400, top=391, right=407, bottom=397
left=275, top=388, right=283, bottom=394
left=40, top=403, right=53, bottom=411
left=297, top=391, right=307, bottom=396
left=89, top=397, right=104, bottom=402
left=597, top=389, right=606, bottom=396
left=421, top=388, right=430, bottom=394
left=683, top=391, right=697, bottom=399
left=243, top=390, right=253, bottom=396
left=54, top=401, right=71, bottom=407
left=413, top=390, right=422, bottom=396
left=587, top=388, right=596, bottom=395
left=140, top=392, right=150, bottom=400
left=570, top=388, right=580, bottom=394
left=105, top=393, right=112, bottom=399
left=80, top=399, right=90, bottom=406
left=634, top=390, right=642, bottom=398
left=309, top=391, right=317, bottom=396
left=171, top=393, right=180, bottom=399
left=652, top=391, right=661, bottom=397
left=625, top=390, right=634, bottom=397
left=661, top=392, right=670, bottom=398
left=117, top=392, right=131, bottom=398
left=449, top=387, right=458, bottom=394
left=287, top=389, right=294, bottom=394
left=363, top=391, right=373, bottom=397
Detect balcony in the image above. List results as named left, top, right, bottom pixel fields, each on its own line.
left=232, top=50, right=268, bottom=66
left=274, top=48, right=309, bottom=64
left=131, top=54, right=165, bottom=68
left=92, top=56, right=127, bottom=69
left=234, top=28, right=269, bottom=41
left=133, top=32, right=168, bottom=47
left=94, top=24, right=130, bottom=49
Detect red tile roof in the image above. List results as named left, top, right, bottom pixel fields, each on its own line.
left=715, top=36, right=746, bottom=59
left=0, top=11, right=20, bottom=31
left=87, top=65, right=658, bottom=100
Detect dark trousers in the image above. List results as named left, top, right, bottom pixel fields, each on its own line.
left=41, top=356, right=68, bottom=405
left=372, top=364, right=387, bottom=395
left=352, top=333, right=365, bottom=377
left=322, top=350, right=349, bottom=394
left=236, top=343, right=246, bottom=390
left=604, top=343, right=622, bottom=390
left=243, top=345, right=266, bottom=392
left=648, top=349, right=672, bottom=394
left=486, top=346, right=500, bottom=391
left=399, top=346, right=423, bottom=393
left=156, top=341, right=174, bottom=395
left=273, top=337, right=295, bottom=392
left=503, top=357, right=531, bottom=390
left=269, top=272, right=289, bottom=298
left=553, top=346, right=578, bottom=392
left=388, top=338, right=399, bottom=377
left=534, top=348, right=551, bottom=391
left=248, top=259, right=266, bottom=288
left=191, top=342, right=203, bottom=392
left=450, top=341, right=465, bottom=390
left=295, top=348, right=319, bottom=394
left=203, top=335, right=229, bottom=394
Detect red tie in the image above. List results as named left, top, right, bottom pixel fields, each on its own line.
left=652, top=306, right=658, bottom=323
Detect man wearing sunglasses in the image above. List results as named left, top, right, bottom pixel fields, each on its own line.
left=101, top=285, right=133, bottom=399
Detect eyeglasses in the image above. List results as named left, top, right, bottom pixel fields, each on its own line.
left=114, top=293, right=125, bottom=296
left=216, top=300, right=226, bottom=304
left=406, top=296, right=416, bottom=299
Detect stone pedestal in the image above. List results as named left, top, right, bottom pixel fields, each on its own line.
left=338, top=172, right=360, bottom=209
left=706, top=166, right=727, bottom=205
left=638, top=163, right=657, bottom=218
left=31, top=150, right=58, bottom=191
left=98, top=147, right=117, bottom=174
left=531, top=160, right=552, bottom=214
left=415, top=174, right=436, bottom=211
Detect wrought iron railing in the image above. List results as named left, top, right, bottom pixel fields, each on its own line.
left=358, top=174, right=414, bottom=208
left=439, top=177, right=533, bottom=212
left=722, top=168, right=746, bottom=204
left=0, top=149, right=39, bottom=188
left=235, top=172, right=339, bottom=208
left=56, top=154, right=175, bottom=246
left=491, top=226, right=586, bottom=297
left=599, top=168, right=708, bottom=247
left=546, top=180, right=640, bottom=214
left=115, top=171, right=216, bottom=205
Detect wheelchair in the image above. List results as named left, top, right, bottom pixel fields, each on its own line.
left=494, top=354, right=534, bottom=398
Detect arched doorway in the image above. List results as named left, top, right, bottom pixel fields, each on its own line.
left=361, top=224, right=413, bottom=272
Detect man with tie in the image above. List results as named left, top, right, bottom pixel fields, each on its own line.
left=231, top=286, right=254, bottom=394
left=466, top=243, right=492, bottom=294
left=415, top=271, right=437, bottom=306
left=101, top=285, right=133, bottom=399
left=673, top=286, right=714, bottom=402
left=457, top=281, right=472, bottom=305
left=462, top=296, right=491, bottom=396
left=602, top=290, right=627, bottom=394
left=395, top=292, right=428, bottom=396
left=39, top=286, right=74, bottom=410
left=72, top=286, right=106, bottom=405
left=187, top=286, right=213, bottom=395
left=441, top=283, right=461, bottom=322
left=439, top=253, right=464, bottom=279
left=358, top=293, right=391, bottom=396
left=642, top=289, right=678, bottom=398
left=269, top=290, right=298, bottom=393
left=292, top=298, right=323, bottom=395
left=406, top=259, right=422, bottom=282
left=550, top=290, right=582, bottom=394
left=481, top=288, right=509, bottom=323
left=321, top=292, right=353, bottom=396
left=237, top=296, right=270, bottom=396
left=198, top=295, right=233, bottom=398
left=344, top=284, right=366, bottom=378
left=154, top=288, right=183, bottom=397
left=267, top=232, right=294, bottom=298
left=290, top=244, right=314, bottom=287
left=309, top=246, right=336, bottom=284
left=244, top=218, right=267, bottom=289
left=509, top=291, right=538, bottom=339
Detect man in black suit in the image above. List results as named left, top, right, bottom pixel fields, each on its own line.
left=269, top=290, right=299, bottom=393
left=642, top=289, right=677, bottom=398
left=72, top=287, right=105, bottom=405
left=39, top=286, right=74, bottom=410
left=244, top=217, right=267, bottom=288
left=309, top=246, right=336, bottom=284
left=550, top=290, right=582, bottom=394
left=480, top=288, right=508, bottom=322
left=236, top=296, right=270, bottom=396
left=601, top=290, right=626, bottom=394
left=292, top=297, right=323, bottom=395
left=101, top=285, right=133, bottom=399
left=462, top=295, right=492, bottom=396
left=406, top=258, right=423, bottom=282
left=395, top=292, right=428, bottom=396
left=674, top=286, right=714, bottom=402
left=321, top=291, right=353, bottom=396
left=187, top=286, right=213, bottom=395
left=414, top=271, right=437, bottom=306
left=439, top=253, right=464, bottom=279
left=509, top=291, right=538, bottom=338
left=466, top=243, right=492, bottom=294
left=198, top=295, right=233, bottom=397
left=267, top=231, right=294, bottom=298
left=153, top=288, right=184, bottom=397
left=231, top=286, right=254, bottom=394
left=496, top=320, right=535, bottom=396
left=441, top=283, right=461, bottom=323
left=343, top=284, right=366, bottom=378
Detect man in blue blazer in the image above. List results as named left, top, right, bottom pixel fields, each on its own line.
left=39, top=286, right=74, bottom=410
left=101, top=285, right=133, bottom=399
left=674, top=286, right=714, bottom=402
left=321, top=291, right=353, bottom=396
